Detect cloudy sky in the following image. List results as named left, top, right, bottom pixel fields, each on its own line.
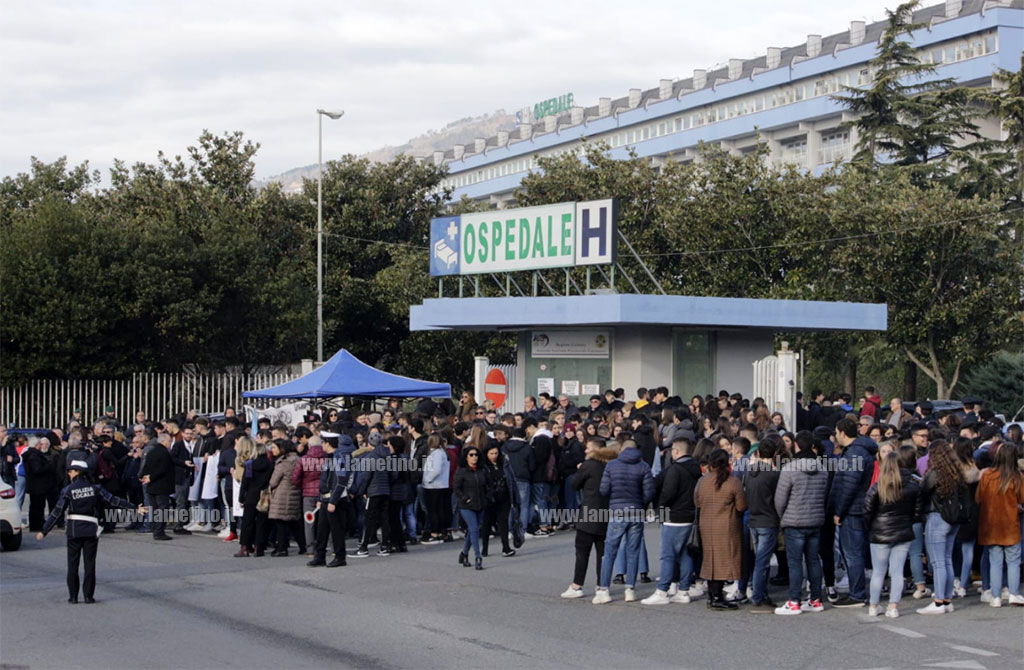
left=1, top=0, right=897, bottom=182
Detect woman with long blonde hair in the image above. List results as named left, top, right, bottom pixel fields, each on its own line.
left=863, top=451, right=922, bottom=618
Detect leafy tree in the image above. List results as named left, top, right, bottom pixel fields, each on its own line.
left=962, top=351, right=1024, bottom=419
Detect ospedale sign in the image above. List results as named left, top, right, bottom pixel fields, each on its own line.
left=429, top=199, right=617, bottom=276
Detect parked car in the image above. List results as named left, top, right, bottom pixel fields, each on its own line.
left=902, top=400, right=965, bottom=418
left=0, top=479, right=22, bottom=551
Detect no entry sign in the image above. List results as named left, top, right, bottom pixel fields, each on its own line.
left=485, top=368, right=507, bottom=409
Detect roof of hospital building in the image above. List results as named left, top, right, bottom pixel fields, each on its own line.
left=428, top=0, right=1020, bottom=165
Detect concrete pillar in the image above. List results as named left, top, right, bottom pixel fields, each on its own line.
left=474, top=356, right=489, bottom=407
left=776, top=342, right=798, bottom=434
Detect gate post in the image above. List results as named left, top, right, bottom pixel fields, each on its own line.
left=474, top=356, right=489, bottom=407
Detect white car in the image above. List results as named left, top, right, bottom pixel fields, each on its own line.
left=0, top=479, right=22, bottom=551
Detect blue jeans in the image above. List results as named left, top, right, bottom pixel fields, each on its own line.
left=656, top=524, right=694, bottom=592
left=869, top=542, right=910, bottom=606
left=784, top=527, right=823, bottom=603
left=839, top=515, right=868, bottom=601
left=614, top=531, right=649, bottom=575
left=562, top=474, right=579, bottom=513
left=959, top=539, right=975, bottom=586
left=460, top=509, right=483, bottom=559
left=989, top=543, right=1022, bottom=597
left=143, top=484, right=153, bottom=526
left=14, top=474, right=26, bottom=513
left=600, top=519, right=643, bottom=588
left=530, top=482, right=552, bottom=527
left=515, top=481, right=531, bottom=531
left=199, top=498, right=218, bottom=525
left=402, top=501, right=417, bottom=538
left=909, top=521, right=926, bottom=585
left=750, top=527, right=778, bottom=604
left=924, top=512, right=958, bottom=600
left=737, top=511, right=751, bottom=594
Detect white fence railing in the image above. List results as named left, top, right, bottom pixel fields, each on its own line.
left=752, top=355, right=779, bottom=410
left=1, top=372, right=298, bottom=429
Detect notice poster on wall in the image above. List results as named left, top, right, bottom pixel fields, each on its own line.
left=581, top=384, right=601, bottom=396
left=537, top=378, right=555, bottom=396
left=561, top=380, right=580, bottom=396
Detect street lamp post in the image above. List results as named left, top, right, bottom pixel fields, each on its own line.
left=316, top=108, right=344, bottom=363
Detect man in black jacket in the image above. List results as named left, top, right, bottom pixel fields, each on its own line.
left=642, top=436, right=701, bottom=605
left=524, top=419, right=556, bottom=535
left=169, top=427, right=195, bottom=534
left=502, top=427, right=535, bottom=537
left=139, top=432, right=175, bottom=540
left=743, top=436, right=782, bottom=611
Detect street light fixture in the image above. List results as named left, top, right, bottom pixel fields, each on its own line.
left=317, top=108, right=344, bottom=363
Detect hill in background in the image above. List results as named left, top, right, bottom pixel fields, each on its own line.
left=262, top=109, right=518, bottom=193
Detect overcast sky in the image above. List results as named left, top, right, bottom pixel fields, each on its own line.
left=1, top=0, right=898, bottom=182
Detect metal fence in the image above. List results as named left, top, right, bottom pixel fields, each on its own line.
left=752, top=354, right=779, bottom=410
left=1, top=372, right=298, bottom=429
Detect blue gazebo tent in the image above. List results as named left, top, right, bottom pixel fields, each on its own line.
left=242, top=349, right=451, bottom=400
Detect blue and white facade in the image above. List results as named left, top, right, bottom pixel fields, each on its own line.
left=429, top=0, right=1022, bottom=206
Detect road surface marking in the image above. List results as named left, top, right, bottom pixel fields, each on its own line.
left=880, top=625, right=926, bottom=638
left=946, top=645, right=999, bottom=657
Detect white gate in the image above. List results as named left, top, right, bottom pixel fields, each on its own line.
left=752, top=355, right=779, bottom=409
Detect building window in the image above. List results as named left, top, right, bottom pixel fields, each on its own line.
left=818, top=131, right=851, bottom=165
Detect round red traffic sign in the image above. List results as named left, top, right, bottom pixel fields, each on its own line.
left=484, top=368, right=507, bottom=409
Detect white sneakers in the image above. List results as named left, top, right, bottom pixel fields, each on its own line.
left=980, top=589, right=994, bottom=603
left=641, top=590, right=671, bottom=605
left=216, top=527, right=231, bottom=538
left=868, top=604, right=881, bottom=617
left=912, top=587, right=932, bottom=600
left=952, top=579, right=967, bottom=598
left=624, top=588, right=637, bottom=603
left=560, top=587, right=584, bottom=599
left=666, top=583, right=678, bottom=597
left=989, top=598, right=1002, bottom=608
left=688, top=582, right=707, bottom=597
left=800, top=599, right=824, bottom=613
left=670, top=591, right=692, bottom=604
left=592, top=589, right=612, bottom=605
left=1008, top=594, right=1024, bottom=606
left=917, top=602, right=947, bottom=615
left=775, top=600, right=802, bottom=615
left=885, top=606, right=900, bottom=619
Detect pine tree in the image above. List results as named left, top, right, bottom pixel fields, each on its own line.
left=833, top=0, right=989, bottom=189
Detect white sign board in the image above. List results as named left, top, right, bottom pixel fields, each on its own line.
left=581, top=384, right=601, bottom=396
left=561, top=380, right=580, bottom=396
left=537, top=377, right=555, bottom=396
left=531, top=330, right=610, bottom=359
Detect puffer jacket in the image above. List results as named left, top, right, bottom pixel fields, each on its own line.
left=388, top=453, right=412, bottom=504
left=291, top=443, right=325, bottom=498
left=599, top=447, right=655, bottom=511
left=574, top=447, right=618, bottom=535
left=502, top=438, right=534, bottom=483
left=775, top=456, right=828, bottom=528
left=828, top=437, right=878, bottom=517
left=268, top=452, right=302, bottom=520
left=863, top=469, right=922, bottom=544
left=354, top=444, right=390, bottom=498
left=454, top=465, right=491, bottom=511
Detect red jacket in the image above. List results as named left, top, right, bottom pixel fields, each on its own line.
left=861, top=395, right=882, bottom=420
left=291, top=444, right=325, bottom=498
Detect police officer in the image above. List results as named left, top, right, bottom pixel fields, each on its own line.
left=36, top=459, right=145, bottom=603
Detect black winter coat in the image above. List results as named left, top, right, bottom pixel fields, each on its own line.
left=743, top=467, right=781, bottom=528
left=573, top=448, right=617, bottom=535
left=454, top=466, right=491, bottom=512
left=240, top=454, right=272, bottom=506
left=632, top=425, right=657, bottom=467
left=23, top=448, right=60, bottom=495
left=863, top=469, right=923, bottom=544
left=139, top=444, right=175, bottom=496
left=530, top=433, right=557, bottom=483
left=558, top=438, right=585, bottom=478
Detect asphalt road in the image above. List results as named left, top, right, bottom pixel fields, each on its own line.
left=1, top=525, right=1022, bottom=670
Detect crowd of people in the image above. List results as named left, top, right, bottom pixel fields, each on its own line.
left=3, top=385, right=1022, bottom=617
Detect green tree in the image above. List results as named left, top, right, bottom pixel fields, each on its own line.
left=833, top=0, right=989, bottom=190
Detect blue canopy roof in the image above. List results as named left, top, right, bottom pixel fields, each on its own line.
left=242, top=349, right=451, bottom=399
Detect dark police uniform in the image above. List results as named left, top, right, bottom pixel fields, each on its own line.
left=39, top=474, right=137, bottom=602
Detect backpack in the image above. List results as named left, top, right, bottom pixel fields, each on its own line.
left=938, top=483, right=971, bottom=525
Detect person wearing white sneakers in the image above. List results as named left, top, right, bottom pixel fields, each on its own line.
left=562, top=438, right=617, bottom=600
left=864, top=451, right=922, bottom=620
left=975, top=443, right=1024, bottom=608
left=592, top=441, right=654, bottom=605
left=918, top=440, right=968, bottom=615
left=642, top=435, right=701, bottom=606
left=773, top=436, right=829, bottom=616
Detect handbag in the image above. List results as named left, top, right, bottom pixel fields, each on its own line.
left=686, top=511, right=702, bottom=553
left=257, top=488, right=271, bottom=514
